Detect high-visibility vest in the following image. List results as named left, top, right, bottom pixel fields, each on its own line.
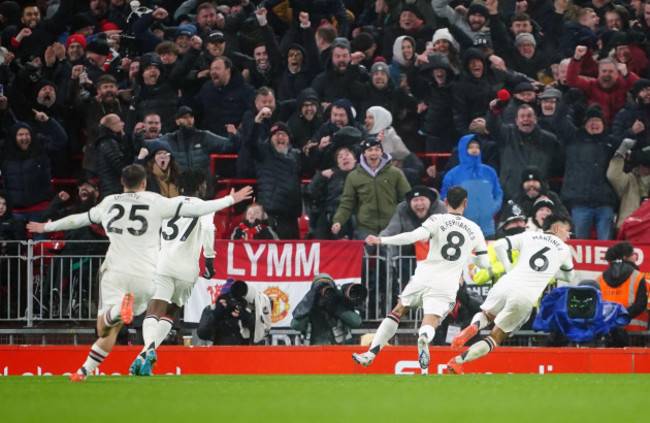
left=597, top=270, right=649, bottom=331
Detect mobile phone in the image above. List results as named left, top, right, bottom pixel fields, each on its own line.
left=0, top=84, right=4, bottom=97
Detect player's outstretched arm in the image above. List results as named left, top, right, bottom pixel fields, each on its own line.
left=177, top=186, right=253, bottom=217
left=28, top=212, right=92, bottom=233
left=379, top=227, right=430, bottom=246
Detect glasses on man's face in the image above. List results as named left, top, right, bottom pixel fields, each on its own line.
left=288, top=51, right=302, bottom=57
left=156, top=152, right=171, bottom=158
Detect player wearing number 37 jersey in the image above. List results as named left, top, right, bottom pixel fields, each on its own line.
left=447, top=213, right=575, bottom=374
left=352, top=186, right=490, bottom=371
left=27, top=165, right=253, bottom=381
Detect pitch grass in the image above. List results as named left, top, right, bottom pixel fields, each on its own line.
left=1, top=374, right=648, bottom=423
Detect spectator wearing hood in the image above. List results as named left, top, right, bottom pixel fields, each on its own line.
left=453, top=47, right=530, bottom=136
left=416, top=52, right=458, bottom=152
left=287, top=88, right=324, bottom=151
left=0, top=119, right=67, bottom=232
left=387, top=35, right=417, bottom=88
left=558, top=104, right=618, bottom=240
left=612, top=78, right=650, bottom=151
left=332, top=138, right=411, bottom=239
left=381, top=4, right=435, bottom=63
left=126, top=52, right=184, bottom=134
left=441, top=135, right=503, bottom=238
left=135, top=140, right=180, bottom=198
left=365, top=105, right=422, bottom=186
left=596, top=242, right=648, bottom=346
left=310, top=98, right=368, bottom=170
left=514, top=166, right=569, bottom=218
left=607, top=138, right=650, bottom=231
left=0, top=191, right=25, bottom=255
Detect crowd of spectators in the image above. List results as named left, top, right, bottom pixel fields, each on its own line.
left=0, top=0, right=649, bottom=243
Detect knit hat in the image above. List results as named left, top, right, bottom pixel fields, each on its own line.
left=98, top=19, right=120, bottom=32
left=532, top=196, right=554, bottom=215
left=631, top=78, right=650, bottom=98
left=140, top=52, right=164, bottom=72
left=370, top=61, right=389, bottom=76
left=66, top=34, right=87, bottom=50
left=77, top=178, right=99, bottom=191
left=539, top=88, right=562, bottom=100
left=432, top=28, right=459, bottom=51
left=146, top=140, right=173, bottom=159
left=269, top=122, right=292, bottom=139
left=406, top=185, right=436, bottom=203
left=467, top=3, right=489, bottom=19
left=400, top=3, right=424, bottom=19
left=86, top=36, right=110, bottom=56
left=174, top=105, right=194, bottom=119
left=521, top=166, right=544, bottom=184
left=361, top=137, right=382, bottom=151
left=514, top=81, right=535, bottom=94
left=515, top=33, right=536, bottom=47
left=583, top=104, right=604, bottom=123
left=333, top=126, right=363, bottom=146
left=176, top=24, right=197, bottom=39
left=331, top=37, right=351, bottom=50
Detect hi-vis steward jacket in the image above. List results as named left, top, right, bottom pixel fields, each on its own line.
left=597, top=260, right=649, bottom=331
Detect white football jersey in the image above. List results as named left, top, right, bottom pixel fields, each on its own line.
left=45, top=191, right=234, bottom=277
left=381, top=213, right=487, bottom=296
left=498, top=231, right=574, bottom=304
left=156, top=196, right=215, bottom=281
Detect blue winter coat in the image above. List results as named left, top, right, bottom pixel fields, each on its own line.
left=441, top=134, right=503, bottom=237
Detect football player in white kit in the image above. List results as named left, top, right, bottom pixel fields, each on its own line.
left=447, top=213, right=575, bottom=374
left=352, top=186, right=490, bottom=371
left=129, top=168, right=217, bottom=376
left=27, top=165, right=253, bottom=381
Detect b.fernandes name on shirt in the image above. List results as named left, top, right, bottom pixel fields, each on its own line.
left=439, top=219, right=476, bottom=240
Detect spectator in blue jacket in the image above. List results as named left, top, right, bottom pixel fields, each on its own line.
left=441, top=134, right=503, bottom=239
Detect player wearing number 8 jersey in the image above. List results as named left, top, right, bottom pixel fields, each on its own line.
left=352, top=186, right=490, bottom=371
left=27, top=165, right=253, bottom=381
left=447, top=214, right=575, bottom=374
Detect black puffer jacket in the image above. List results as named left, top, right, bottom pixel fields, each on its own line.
left=96, top=126, right=133, bottom=197
left=249, top=123, right=304, bottom=218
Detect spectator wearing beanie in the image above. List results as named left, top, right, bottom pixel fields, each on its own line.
left=431, top=0, right=490, bottom=42
left=558, top=103, right=618, bottom=240
left=526, top=196, right=555, bottom=232
left=514, top=165, right=568, bottom=218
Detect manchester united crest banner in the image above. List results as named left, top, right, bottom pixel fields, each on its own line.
left=184, top=240, right=365, bottom=326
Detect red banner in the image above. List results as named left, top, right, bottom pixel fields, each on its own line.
left=1, top=346, right=649, bottom=375
left=184, top=240, right=364, bottom=326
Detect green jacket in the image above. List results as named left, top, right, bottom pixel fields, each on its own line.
left=333, top=156, right=411, bottom=235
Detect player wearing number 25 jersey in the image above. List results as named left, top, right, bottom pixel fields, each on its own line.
left=353, top=186, right=490, bottom=371
left=447, top=214, right=574, bottom=374
left=28, top=165, right=253, bottom=381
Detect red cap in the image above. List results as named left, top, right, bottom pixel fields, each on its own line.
left=65, top=34, right=87, bottom=50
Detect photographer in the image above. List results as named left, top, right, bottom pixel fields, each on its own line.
left=197, top=279, right=271, bottom=345
left=291, top=273, right=366, bottom=345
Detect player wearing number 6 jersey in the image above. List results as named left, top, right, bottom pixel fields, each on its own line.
left=352, top=186, right=490, bottom=371
left=130, top=168, right=218, bottom=376
left=27, top=165, right=253, bottom=381
left=447, top=214, right=575, bottom=374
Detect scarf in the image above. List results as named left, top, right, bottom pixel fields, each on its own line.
left=238, top=220, right=268, bottom=240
